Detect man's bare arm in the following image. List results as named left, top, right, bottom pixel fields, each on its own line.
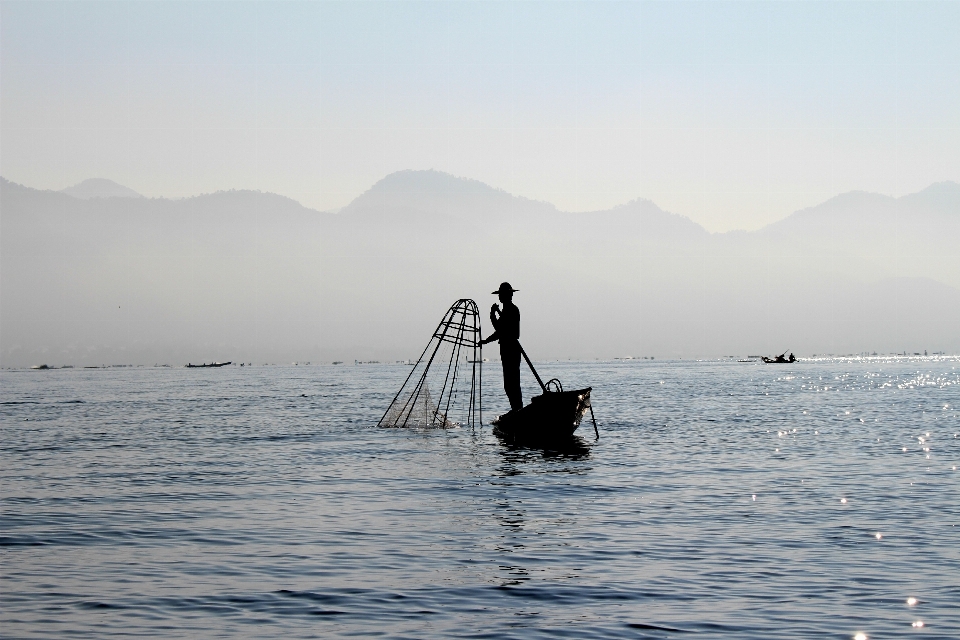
left=480, top=331, right=499, bottom=345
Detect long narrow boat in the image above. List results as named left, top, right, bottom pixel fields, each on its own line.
left=186, top=361, right=232, bottom=368
left=761, top=356, right=796, bottom=364
left=492, top=387, right=594, bottom=442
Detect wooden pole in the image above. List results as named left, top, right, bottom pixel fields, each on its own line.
left=518, top=343, right=547, bottom=393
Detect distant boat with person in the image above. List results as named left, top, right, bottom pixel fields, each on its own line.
left=762, top=351, right=796, bottom=364
left=186, top=362, right=231, bottom=368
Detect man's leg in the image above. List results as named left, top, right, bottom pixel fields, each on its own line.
left=502, top=347, right=523, bottom=411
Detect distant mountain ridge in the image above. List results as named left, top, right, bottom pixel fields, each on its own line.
left=336, top=170, right=555, bottom=230
left=761, top=181, right=960, bottom=233
left=2, top=173, right=957, bottom=365
left=4, top=176, right=317, bottom=217
left=336, top=170, right=958, bottom=232
left=61, top=178, right=143, bottom=199
left=23, top=171, right=959, bottom=234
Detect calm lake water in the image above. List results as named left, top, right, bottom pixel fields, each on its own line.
left=2, top=359, right=958, bottom=639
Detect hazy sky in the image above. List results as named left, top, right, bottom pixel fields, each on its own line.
left=2, top=1, right=958, bottom=231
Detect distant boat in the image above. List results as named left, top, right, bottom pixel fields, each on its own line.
left=762, top=352, right=796, bottom=364
left=185, top=362, right=231, bottom=368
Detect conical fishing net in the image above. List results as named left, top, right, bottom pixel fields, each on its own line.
left=381, top=382, right=453, bottom=428
left=379, top=299, right=482, bottom=429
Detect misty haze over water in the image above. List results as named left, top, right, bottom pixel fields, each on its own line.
left=1, top=172, right=958, bottom=367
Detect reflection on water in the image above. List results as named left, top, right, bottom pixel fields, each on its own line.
left=1, top=359, right=959, bottom=639
left=493, top=495, right=529, bottom=587
left=496, top=434, right=594, bottom=465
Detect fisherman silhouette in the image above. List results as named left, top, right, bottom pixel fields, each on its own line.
left=480, top=282, right=523, bottom=412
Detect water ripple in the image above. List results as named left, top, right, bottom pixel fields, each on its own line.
left=2, top=360, right=959, bottom=638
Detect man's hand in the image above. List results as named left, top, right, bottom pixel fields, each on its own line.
left=490, top=303, right=500, bottom=315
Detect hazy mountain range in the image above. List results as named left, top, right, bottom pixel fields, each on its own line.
left=2, top=171, right=958, bottom=366
left=59, top=178, right=144, bottom=200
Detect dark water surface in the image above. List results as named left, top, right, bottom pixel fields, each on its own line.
left=2, top=359, right=958, bottom=639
